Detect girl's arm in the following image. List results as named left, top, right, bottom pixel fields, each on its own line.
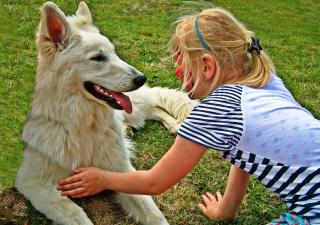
left=199, top=165, right=250, bottom=220
left=58, top=136, right=207, bottom=198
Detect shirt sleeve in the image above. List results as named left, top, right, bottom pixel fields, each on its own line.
left=178, top=85, right=244, bottom=151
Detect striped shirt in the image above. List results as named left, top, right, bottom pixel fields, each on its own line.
left=178, top=75, right=320, bottom=224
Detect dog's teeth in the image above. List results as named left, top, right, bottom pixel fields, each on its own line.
left=93, top=85, right=114, bottom=98
left=116, top=100, right=121, bottom=105
left=95, top=85, right=103, bottom=93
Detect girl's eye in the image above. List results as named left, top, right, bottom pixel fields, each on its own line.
left=90, top=54, right=108, bottom=62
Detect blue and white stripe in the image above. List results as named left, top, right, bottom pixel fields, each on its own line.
left=178, top=84, right=320, bottom=224
left=179, top=85, right=243, bottom=150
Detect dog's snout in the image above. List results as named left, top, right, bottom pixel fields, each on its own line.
left=133, top=75, right=147, bottom=87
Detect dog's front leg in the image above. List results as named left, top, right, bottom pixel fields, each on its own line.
left=117, top=192, right=169, bottom=225
left=32, top=189, right=93, bottom=225
left=103, top=158, right=169, bottom=225
left=15, top=148, right=93, bottom=225
left=16, top=183, right=93, bottom=225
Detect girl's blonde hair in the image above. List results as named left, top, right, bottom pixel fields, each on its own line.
left=170, top=7, right=275, bottom=95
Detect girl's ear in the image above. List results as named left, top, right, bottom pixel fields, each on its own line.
left=201, top=54, right=216, bottom=81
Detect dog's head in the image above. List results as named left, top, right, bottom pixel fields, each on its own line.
left=36, top=2, right=146, bottom=114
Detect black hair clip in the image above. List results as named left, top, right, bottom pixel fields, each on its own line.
left=248, top=37, right=263, bottom=55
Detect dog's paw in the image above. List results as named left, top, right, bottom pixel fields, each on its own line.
left=167, top=123, right=181, bottom=134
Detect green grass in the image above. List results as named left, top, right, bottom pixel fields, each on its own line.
left=0, top=0, right=319, bottom=224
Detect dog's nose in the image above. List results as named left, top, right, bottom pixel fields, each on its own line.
left=133, top=75, right=147, bottom=87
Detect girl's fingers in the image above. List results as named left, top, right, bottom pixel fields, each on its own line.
left=61, top=187, right=86, bottom=197
left=59, top=174, right=82, bottom=185
left=202, top=194, right=211, bottom=206
left=216, top=191, right=223, bottom=201
left=71, top=192, right=89, bottom=199
left=198, top=203, right=207, bottom=212
left=73, top=167, right=86, bottom=173
left=205, top=192, right=215, bottom=201
left=58, top=181, right=83, bottom=191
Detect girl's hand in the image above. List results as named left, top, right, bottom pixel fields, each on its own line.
left=198, top=166, right=250, bottom=221
left=198, top=191, right=232, bottom=221
left=57, top=167, right=107, bottom=198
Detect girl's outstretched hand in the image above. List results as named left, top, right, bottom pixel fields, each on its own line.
left=58, top=167, right=107, bottom=198
left=198, top=191, right=231, bottom=221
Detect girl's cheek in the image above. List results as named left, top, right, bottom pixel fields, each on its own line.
left=175, top=66, right=193, bottom=91
left=175, top=65, right=184, bottom=82
left=185, top=73, right=193, bottom=91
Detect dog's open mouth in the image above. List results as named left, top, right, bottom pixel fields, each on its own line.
left=84, top=82, right=132, bottom=114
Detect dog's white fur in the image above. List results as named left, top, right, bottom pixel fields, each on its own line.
left=15, top=2, right=197, bottom=225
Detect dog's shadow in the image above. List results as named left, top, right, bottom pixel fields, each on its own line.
left=0, top=188, right=137, bottom=225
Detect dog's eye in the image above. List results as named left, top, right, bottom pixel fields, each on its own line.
left=90, top=54, right=108, bottom=62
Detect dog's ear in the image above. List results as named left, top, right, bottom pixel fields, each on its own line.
left=76, top=1, right=92, bottom=24
left=37, top=2, right=71, bottom=54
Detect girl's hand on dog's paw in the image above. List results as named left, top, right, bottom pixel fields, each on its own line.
left=58, top=167, right=107, bottom=198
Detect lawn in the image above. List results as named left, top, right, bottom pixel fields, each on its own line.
left=0, top=0, right=319, bottom=224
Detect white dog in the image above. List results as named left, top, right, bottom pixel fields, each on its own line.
left=15, top=2, right=197, bottom=225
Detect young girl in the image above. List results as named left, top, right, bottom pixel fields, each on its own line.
left=58, top=7, right=320, bottom=225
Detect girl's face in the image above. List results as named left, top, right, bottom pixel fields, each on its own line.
left=173, top=50, right=193, bottom=92
left=173, top=49, right=215, bottom=99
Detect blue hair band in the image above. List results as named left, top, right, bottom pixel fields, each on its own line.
left=195, top=16, right=209, bottom=50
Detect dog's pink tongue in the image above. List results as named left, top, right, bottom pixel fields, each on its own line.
left=111, top=92, right=132, bottom=114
